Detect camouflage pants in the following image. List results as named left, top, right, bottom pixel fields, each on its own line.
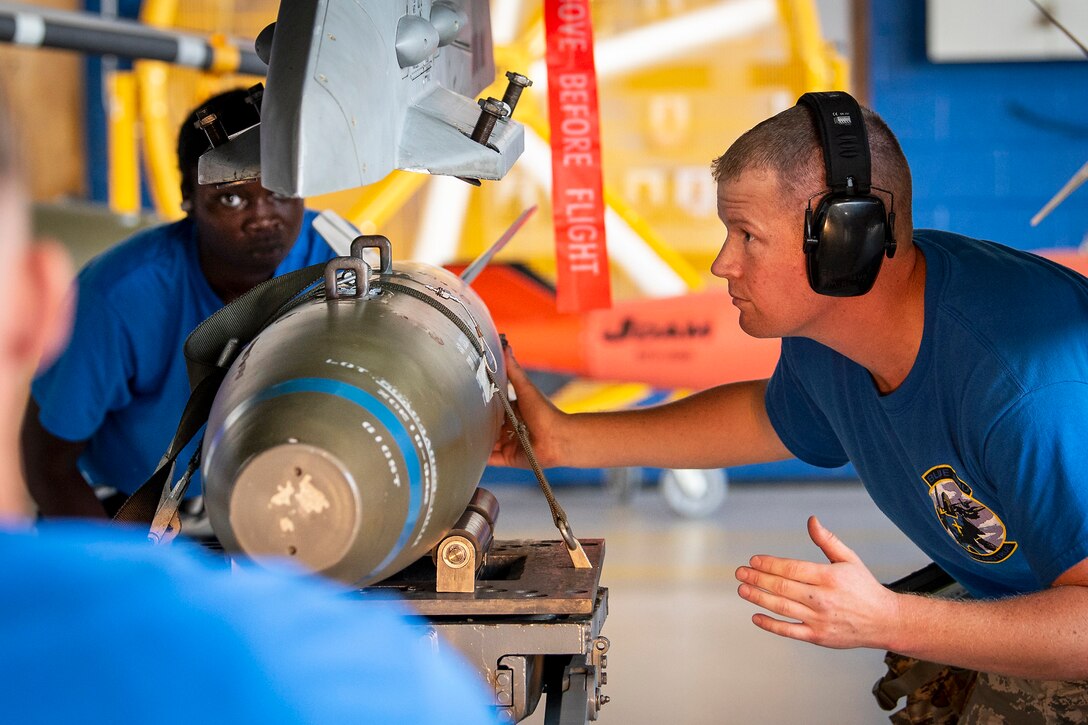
left=876, top=652, right=1088, bottom=724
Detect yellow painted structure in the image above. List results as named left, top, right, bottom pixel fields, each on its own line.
left=118, top=0, right=848, bottom=294
left=106, top=71, right=140, bottom=218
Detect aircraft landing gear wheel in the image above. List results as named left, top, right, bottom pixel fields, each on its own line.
left=660, top=468, right=727, bottom=518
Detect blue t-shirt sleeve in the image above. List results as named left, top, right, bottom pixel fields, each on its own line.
left=982, top=382, right=1088, bottom=587
left=31, top=281, right=136, bottom=442
left=764, top=339, right=850, bottom=468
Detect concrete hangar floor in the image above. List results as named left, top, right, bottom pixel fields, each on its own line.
left=488, top=478, right=929, bottom=725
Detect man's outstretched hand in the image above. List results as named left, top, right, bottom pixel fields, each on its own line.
left=734, top=515, right=902, bottom=651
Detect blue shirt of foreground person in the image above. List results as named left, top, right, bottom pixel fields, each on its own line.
left=1, top=523, right=499, bottom=724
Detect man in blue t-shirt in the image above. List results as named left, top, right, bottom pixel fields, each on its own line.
left=0, top=87, right=496, bottom=724
left=23, top=89, right=338, bottom=518
left=493, top=92, right=1088, bottom=716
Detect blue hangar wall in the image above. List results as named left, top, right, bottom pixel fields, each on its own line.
left=869, top=0, right=1088, bottom=252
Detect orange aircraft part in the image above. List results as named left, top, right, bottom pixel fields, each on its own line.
left=1039, top=250, right=1088, bottom=278
left=461, top=265, right=780, bottom=390
left=458, top=251, right=1088, bottom=392
left=500, top=290, right=781, bottom=390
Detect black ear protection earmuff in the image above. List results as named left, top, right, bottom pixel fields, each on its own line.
left=797, top=91, right=896, bottom=297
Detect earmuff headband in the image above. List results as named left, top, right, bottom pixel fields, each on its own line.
left=797, top=91, right=872, bottom=195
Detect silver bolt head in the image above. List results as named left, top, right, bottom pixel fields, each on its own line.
left=505, top=70, right=533, bottom=87
left=478, top=97, right=509, bottom=117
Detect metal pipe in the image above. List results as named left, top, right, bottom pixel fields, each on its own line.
left=0, top=3, right=265, bottom=75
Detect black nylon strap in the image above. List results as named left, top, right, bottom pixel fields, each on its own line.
left=113, top=263, right=328, bottom=526
left=797, top=91, right=872, bottom=194
left=183, top=262, right=328, bottom=391
left=112, top=374, right=222, bottom=524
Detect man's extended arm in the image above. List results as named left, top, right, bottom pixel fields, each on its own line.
left=736, top=516, right=1088, bottom=680
left=21, top=398, right=106, bottom=519
left=490, top=346, right=793, bottom=471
